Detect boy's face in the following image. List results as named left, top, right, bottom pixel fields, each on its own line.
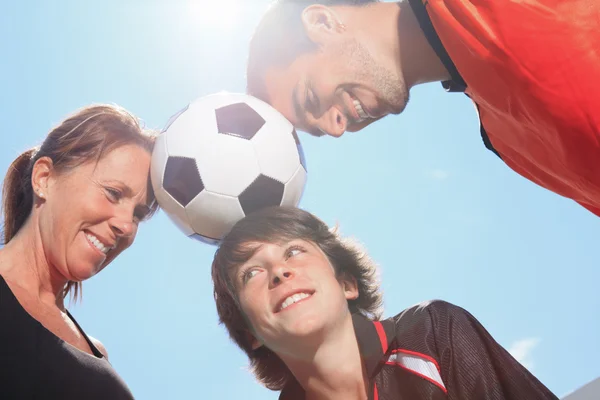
left=231, top=239, right=358, bottom=356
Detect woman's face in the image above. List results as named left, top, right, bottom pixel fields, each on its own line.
left=36, top=144, right=153, bottom=282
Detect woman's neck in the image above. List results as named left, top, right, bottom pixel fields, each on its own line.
left=0, top=220, right=68, bottom=309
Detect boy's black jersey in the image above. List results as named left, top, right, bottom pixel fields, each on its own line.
left=280, top=300, right=557, bottom=400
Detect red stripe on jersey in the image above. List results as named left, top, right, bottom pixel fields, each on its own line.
left=373, top=321, right=388, bottom=354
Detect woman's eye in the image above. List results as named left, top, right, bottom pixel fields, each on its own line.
left=105, top=188, right=121, bottom=201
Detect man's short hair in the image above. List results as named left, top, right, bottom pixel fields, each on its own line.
left=211, top=206, right=383, bottom=390
left=246, top=0, right=379, bottom=102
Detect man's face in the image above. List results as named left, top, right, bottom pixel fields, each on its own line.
left=263, top=37, right=408, bottom=137
left=231, top=239, right=358, bottom=357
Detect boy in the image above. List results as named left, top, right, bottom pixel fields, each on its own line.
left=211, top=206, right=558, bottom=399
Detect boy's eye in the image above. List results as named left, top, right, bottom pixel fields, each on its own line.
left=285, top=245, right=305, bottom=259
left=242, top=268, right=261, bottom=284
left=288, top=249, right=300, bottom=257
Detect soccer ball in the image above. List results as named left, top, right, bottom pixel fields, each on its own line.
left=150, top=92, right=308, bottom=245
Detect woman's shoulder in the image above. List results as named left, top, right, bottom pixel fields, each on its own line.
left=88, top=336, right=109, bottom=359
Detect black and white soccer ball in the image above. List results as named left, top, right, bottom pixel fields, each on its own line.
left=150, top=92, right=308, bottom=245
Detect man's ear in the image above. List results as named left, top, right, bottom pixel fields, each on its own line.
left=342, top=274, right=359, bottom=301
left=301, top=5, right=346, bottom=44
left=31, top=156, right=54, bottom=200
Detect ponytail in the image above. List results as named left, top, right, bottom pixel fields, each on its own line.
left=2, top=148, right=37, bottom=245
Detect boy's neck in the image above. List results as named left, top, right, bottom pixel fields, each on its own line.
left=281, top=315, right=369, bottom=400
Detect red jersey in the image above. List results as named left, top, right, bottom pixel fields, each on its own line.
left=409, top=0, right=600, bottom=215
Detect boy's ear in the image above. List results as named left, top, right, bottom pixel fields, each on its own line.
left=246, top=331, right=263, bottom=351
left=342, top=275, right=359, bottom=301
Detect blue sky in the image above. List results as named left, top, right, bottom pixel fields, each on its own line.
left=2, top=0, right=599, bottom=398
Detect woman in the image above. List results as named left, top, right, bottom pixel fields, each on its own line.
left=0, top=104, right=158, bottom=399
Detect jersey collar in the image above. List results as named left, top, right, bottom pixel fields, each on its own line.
left=407, top=0, right=467, bottom=92
left=279, top=314, right=396, bottom=399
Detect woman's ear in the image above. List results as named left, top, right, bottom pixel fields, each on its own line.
left=31, top=156, right=54, bottom=200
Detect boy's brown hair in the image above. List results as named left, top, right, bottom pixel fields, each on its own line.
left=211, top=206, right=383, bottom=390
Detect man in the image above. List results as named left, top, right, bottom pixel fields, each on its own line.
left=246, top=0, right=600, bottom=216
left=211, top=206, right=558, bottom=399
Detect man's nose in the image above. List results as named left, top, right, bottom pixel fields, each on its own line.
left=316, top=107, right=347, bottom=137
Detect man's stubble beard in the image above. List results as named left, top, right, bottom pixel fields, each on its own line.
left=343, top=39, right=409, bottom=115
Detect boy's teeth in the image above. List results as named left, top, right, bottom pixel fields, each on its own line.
left=280, top=292, right=311, bottom=310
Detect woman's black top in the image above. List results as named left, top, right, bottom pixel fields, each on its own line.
left=0, top=275, right=135, bottom=399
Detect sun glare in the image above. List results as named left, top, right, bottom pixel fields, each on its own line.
left=187, top=0, right=240, bottom=32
